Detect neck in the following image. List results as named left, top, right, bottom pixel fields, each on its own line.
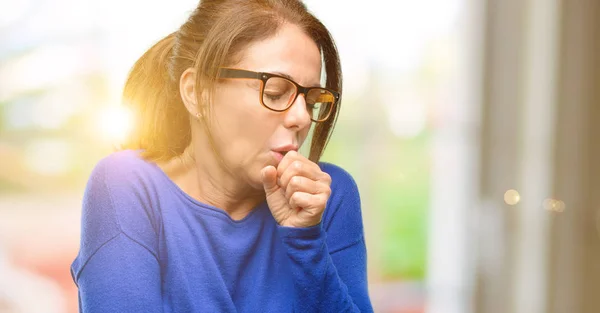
left=159, top=145, right=265, bottom=221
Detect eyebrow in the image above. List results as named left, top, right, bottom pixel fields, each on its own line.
left=271, top=71, right=322, bottom=88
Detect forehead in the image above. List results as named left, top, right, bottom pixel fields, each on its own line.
left=235, top=23, right=322, bottom=86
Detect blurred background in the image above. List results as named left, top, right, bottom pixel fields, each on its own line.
left=0, top=0, right=599, bottom=312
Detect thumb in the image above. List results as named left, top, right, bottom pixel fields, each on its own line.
left=261, top=165, right=279, bottom=195
left=261, top=165, right=290, bottom=225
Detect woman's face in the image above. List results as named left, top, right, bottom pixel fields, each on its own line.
left=207, top=23, right=322, bottom=189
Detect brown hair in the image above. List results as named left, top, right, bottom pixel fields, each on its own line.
left=122, top=0, right=342, bottom=163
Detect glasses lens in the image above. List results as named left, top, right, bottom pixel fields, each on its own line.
left=306, top=88, right=335, bottom=122
left=263, top=77, right=297, bottom=111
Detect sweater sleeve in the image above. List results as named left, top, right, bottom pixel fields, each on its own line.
left=70, top=154, right=163, bottom=313
left=276, top=163, right=373, bottom=312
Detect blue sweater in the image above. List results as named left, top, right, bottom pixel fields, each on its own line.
left=71, top=150, right=373, bottom=312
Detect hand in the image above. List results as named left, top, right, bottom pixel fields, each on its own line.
left=261, top=151, right=332, bottom=228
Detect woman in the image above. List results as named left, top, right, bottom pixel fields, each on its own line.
left=71, top=0, right=373, bottom=312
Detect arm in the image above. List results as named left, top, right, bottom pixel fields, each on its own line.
left=74, top=234, right=162, bottom=313
left=276, top=163, right=373, bottom=312
left=71, top=154, right=163, bottom=313
left=277, top=225, right=372, bottom=312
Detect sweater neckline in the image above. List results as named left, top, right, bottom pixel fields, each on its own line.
left=145, top=158, right=268, bottom=225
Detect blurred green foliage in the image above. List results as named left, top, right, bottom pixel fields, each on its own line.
left=323, top=120, right=430, bottom=280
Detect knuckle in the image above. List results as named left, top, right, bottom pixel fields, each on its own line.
left=292, top=160, right=303, bottom=171
left=319, top=194, right=329, bottom=205
left=313, top=180, right=319, bottom=193
left=290, top=176, right=301, bottom=188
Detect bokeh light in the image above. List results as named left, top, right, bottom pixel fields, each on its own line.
left=96, top=105, right=134, bottom=144
left=543, top=198, right=565, bottom=213
left=504, top=189, right=521, bottom=205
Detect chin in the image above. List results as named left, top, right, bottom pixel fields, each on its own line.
left=243, top=163, right=263, bottom=190
left=246, top=173, right=264, bottom=191
left=250, top=157, right=274, bottom=189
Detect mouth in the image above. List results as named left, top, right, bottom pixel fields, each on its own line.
left=270, top=145, right=298, bottom=163
left=271, top=151, right=285, bottom=164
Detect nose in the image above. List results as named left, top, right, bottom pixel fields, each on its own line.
left=282, top=93, right=312, bottom=130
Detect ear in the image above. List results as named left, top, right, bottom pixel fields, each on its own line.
left=180, top=67, right=200, bottom=117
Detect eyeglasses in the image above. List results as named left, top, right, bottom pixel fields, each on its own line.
left=218, top=68, right=339, bottom=122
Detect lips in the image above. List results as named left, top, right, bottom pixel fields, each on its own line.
left=271, top=151, right=285, bottom=163
left=272, top=144, right=298, bottom=154
left=271, top=144, right=298, bottom=163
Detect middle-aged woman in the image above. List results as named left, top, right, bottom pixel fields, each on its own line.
left=71, top=0, right=373, bottom=312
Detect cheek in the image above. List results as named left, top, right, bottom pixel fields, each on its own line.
left=211, top=88, right=278, bottom=156
left=299, top=127, right=310, bottom=144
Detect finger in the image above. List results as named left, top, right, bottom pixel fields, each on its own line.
left=289, top=191, right=328, bottom=211
left=279, top=160, right=329, bottom=191
left=284, top=175, right=323, bottom=200
left=279, top=160, right=314, bottom=190
left=276, top=150, right=308, bottom=179
left=261, top=165, right=279, bottom=195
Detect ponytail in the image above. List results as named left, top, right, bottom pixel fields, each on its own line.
left=122, top=32, right=192, bottom=161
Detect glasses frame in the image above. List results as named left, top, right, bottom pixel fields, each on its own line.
left=218, top=67, right=340, bottom=122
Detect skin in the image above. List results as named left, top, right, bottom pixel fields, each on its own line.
left=160, top=23, right=332, bottom=227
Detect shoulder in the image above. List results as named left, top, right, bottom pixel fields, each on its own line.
left=318, top=161, right=359, bottom=194
left=91, top=149, right=156, bottom=183
left=88, top=148, right=163, bottom=220
left=317, top=162, right=366, bottom=251
left=318, top=162, right=362, bottom=221
left=87, top=150, right=165, bottom=203
left=81, top=150, right=162, bottom=256
left=73, top=151, right=162, bottom=280
left=84, top=150, right=150, bottom=215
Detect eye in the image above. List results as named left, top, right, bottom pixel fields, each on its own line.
left=264, top=92, right=284, bottom=101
